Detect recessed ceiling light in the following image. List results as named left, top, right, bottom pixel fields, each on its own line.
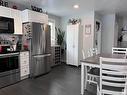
left=73, top=4, right=79, bottom=9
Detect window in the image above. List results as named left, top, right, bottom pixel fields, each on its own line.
left=48, top=19, right=55, bottom=45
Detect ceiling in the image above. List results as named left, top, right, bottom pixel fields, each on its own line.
left=7, top=0, right=127, bottom=17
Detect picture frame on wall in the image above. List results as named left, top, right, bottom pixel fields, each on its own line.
left=85, top=24, right=91, bottom=35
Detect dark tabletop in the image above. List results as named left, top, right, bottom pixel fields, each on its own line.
left=80, top=53, right=126, bottom=65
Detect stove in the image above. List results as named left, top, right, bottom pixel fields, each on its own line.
left=0, top=49, right=20, bottom=88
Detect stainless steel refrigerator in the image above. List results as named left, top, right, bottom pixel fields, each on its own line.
left=23, top=22, right=51, bottom=77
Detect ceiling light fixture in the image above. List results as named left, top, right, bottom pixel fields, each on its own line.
left=73, top=4, right=79, bottom=9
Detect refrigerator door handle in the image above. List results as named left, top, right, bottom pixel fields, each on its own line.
left=33, top=54, right=51, bottom=58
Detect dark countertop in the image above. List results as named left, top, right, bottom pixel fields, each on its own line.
left=19, top=50, right=29, bottom=52
left=80, top=53, right=126, bottom=65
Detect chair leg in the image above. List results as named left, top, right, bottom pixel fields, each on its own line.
left=97, top=87, right=99, bottom=95
left=92, top=76, right=94, bottom=82
left=88, top=76, right=91, bottom=84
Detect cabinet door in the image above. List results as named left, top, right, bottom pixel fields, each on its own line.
left=20, top=66, right=29, bottom=77
left=67, top=25, right=75, bottom=65
left=73, top=25, right=79, bottom=66
left=0, top=6, right=11, bottom=17
left=20, top=52, right=30, bottom=78
left=11, top=9, right=22, bottom=34
left=28, top=10, right=48, bottom=24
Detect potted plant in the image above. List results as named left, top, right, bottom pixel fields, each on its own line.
left=56, top=27, right=65, bottom=54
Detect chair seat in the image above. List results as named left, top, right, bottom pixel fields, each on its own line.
left=88, top=68, right=100, bottom=76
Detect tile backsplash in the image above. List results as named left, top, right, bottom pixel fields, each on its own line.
left=0, top=34, right=22, bottom=45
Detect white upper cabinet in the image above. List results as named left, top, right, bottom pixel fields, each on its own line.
left=21, top=9, right=48, bottom=24
left=0, top=6, right=22, bottom=34
left=10, top=9, right=22, bottom=34
left=0, top=6, right=11, bottom=17
left=67, top=24, right=83, bottom=66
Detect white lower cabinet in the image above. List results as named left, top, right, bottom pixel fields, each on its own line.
left=20, top=66, right=29, bottom=77
left=20, top=51, right=30, bottom=80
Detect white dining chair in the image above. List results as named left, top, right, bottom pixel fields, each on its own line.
left=89, top=48, right=98, bottom=56
left=88, top=48, right=99, bottom=84
left=82, top=49, right=99, bottom=85
left=112, top=47, right=127, bottom=55
left=97, top=57, right=127, bottom=95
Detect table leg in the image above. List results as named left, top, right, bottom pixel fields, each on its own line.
left=81, top=63, right=85, bottom=95
left=84, top=65, right=87, bottom=90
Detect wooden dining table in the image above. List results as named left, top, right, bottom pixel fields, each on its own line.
left=80, top=53, right=127, bottom=95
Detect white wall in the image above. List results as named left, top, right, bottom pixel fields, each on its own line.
left=61, top=11, right=95, bottom=57
left=48, top=14, right=62, bottom=45
left=101, top=14, right=116, bottom=54
left=117, top=16, right=127, bottom=47
left=61, top=13, right=88, bottom=51
left=48, top=14, right=62, bottom=28
left=122, top=17, right=127, bottom=28
left=117, top=16, right=123, bottom=37
left=114, top=18, right=118, bottom=47
left=61, top=14, right=86, bottom=31
left=82, top=12, right=95, bottom=57
left=6, top=0, right=62, bottom=29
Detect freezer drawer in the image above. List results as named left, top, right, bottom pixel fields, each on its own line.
left=32, top=54, right=51, bottom=77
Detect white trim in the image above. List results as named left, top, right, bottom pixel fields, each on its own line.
left=48, top=18, right=56, bottom=45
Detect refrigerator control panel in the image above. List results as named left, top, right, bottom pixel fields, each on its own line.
left=23, top=23, right=32, bottom=39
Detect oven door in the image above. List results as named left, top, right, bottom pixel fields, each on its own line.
left=0, top=55, right=19, bottom=77
left=0, top=17, right=14, bottom=33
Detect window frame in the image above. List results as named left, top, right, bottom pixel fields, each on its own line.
left=48, top=19, right=55, bottom=45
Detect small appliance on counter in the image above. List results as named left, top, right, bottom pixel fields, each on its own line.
left=0, top=34, right=23, bottom=52
left=0, top=45, right=19, bottom=54
left=23, top=22, right=51, bottom=77
left=0, top=46, right=10, bottom=54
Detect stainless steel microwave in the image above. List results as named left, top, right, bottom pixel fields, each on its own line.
left=0, top=16, right=14, bottom=33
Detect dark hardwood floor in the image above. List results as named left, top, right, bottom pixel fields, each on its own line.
left=0, top=64, right=96, bottom=95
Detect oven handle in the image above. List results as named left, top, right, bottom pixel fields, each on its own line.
left=0, top=53, right=19, bottom=58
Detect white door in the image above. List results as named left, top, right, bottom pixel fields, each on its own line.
left=67, top=25, right=74, bottom=65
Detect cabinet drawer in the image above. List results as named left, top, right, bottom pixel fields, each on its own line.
left=20, top=52, right=29, bottom=57
left=20, top=56, right=29, bottom=61
left=20, top=66, right=29, bottom=77
left=20, top=60, right=29, bottom=67
left=20, top=56, right=29, bottom=60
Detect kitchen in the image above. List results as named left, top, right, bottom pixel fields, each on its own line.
left=0, top=0, right=51, bottom=89
left=0, top=0, right=127, bottom=95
